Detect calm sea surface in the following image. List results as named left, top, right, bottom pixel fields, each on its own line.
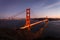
left=0, top=20, right=60, bottom=38
left=47, top=20, right=60, bottom=38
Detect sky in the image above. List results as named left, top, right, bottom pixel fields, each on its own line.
left=0, top=0, right=60, bottom=19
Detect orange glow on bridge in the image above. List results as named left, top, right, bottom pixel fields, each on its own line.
left=26, top=8, right=30, bottom=30
left=20, top=8, right=48, bottom=30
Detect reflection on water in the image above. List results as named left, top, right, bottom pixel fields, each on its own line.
left=0, top=20, right=60, bottom=38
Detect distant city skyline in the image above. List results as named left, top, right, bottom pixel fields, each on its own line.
left=0, top=0, right=60, bottom=19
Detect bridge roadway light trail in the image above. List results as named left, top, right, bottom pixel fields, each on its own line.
left=20, top=19, right=47, bottom=29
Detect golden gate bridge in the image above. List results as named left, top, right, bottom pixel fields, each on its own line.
left=8, top=8, right=48, bottom=30
left=8, top=8, right=48, bottom=40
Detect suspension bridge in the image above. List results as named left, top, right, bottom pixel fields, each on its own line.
left=8, top=8, right=48, bottom=30
left=8, top=8, right=48, bottom=40
left=19, top=8, right=48, bottom=30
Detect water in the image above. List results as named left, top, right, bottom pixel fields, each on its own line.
left=0, top=19, right=60, bottom=38
left=47, top=20, right=60, bottom=38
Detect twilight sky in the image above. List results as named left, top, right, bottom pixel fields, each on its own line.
left=0, top=0, right=60, bottom=19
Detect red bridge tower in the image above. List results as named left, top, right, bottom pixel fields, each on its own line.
left=26, top=8, right=30, bottom=30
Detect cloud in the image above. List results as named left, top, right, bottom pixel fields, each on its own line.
left=44, top=2, right=60, bottom=9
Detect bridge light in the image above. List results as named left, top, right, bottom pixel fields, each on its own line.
left=27, top=13, right=29, bottom=16
left=27, top=10, right=29, bottom=13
